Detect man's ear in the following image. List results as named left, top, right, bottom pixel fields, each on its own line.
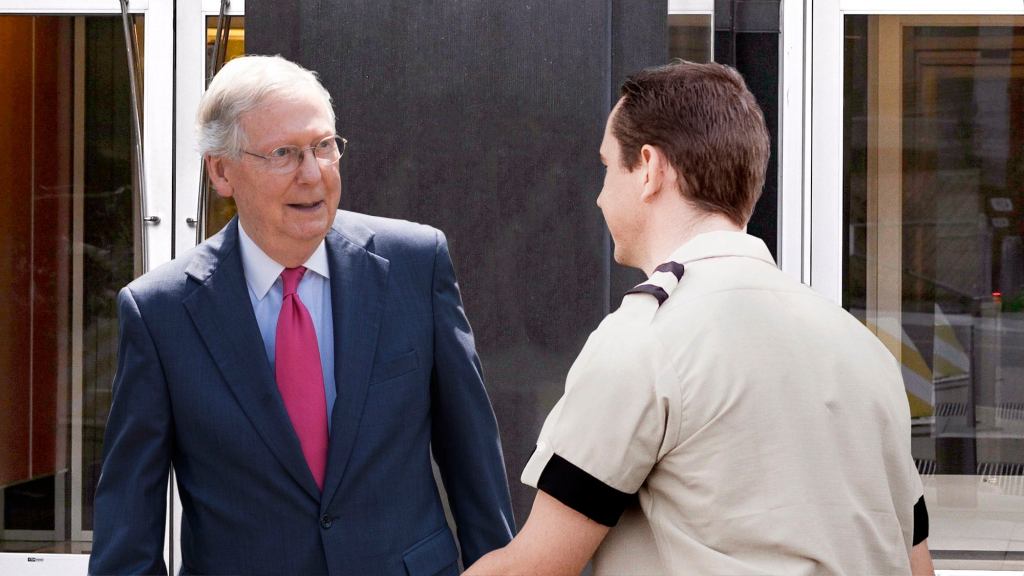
left=639, top=144, right=675, bottom=203
left=206, top=155, right=235, bottom=198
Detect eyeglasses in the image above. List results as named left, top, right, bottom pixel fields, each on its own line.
left=243, top=135, right=347, bottom=174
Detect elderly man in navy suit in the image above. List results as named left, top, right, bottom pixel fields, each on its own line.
left=89, top=55, right=514, bottom=576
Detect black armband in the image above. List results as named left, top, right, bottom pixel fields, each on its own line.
left=913, top=495, right=929, bottom=545
left=537, top=453, right=632, bottom=527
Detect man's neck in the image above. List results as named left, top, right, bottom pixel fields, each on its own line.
left=641, top=213, right=741, bottom=276
left=239, top=221, right=320, bottom=269
left=272, top=247, right=320, bottom=269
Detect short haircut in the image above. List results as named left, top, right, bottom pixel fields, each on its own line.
left=612, top=61, right=770, bottom=226
left=196, top=55, right=335, bottom=158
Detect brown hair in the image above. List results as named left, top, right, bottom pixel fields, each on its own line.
left=612, top=61, right=770, bottom=226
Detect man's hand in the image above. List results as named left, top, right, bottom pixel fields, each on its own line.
left=465, top=490, right=610, bottom=576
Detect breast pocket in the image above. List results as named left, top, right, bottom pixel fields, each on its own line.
left=369, top=349, right=420, bottom=386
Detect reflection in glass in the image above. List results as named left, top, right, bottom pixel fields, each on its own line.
left=844, top=15, right=1024, bottom=553
left=203, top=16, right=246, bottom=239
left=0, top=15, right=140, bottom=553
left=668, top=14, right=712, bottom=63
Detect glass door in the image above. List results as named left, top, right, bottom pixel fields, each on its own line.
left=0, top=1, right=172, bottom=573
left=813, top=0, right=1024, bottom=568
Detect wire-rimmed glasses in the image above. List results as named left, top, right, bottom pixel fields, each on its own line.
left=243, top=135, right=347, bottom=174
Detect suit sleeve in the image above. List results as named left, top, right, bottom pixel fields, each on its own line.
left=88, top=287, right=172, bottom=576
left=427, top=230, right=516, bottom=566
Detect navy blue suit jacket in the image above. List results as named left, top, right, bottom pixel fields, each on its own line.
left=89, top=211, right=514, bottom=575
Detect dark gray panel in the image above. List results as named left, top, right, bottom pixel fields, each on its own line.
left=241, top=2, right=305, bottom=63
left=612, top=0, right=669, bottom=94
left=249, top=0, right=643, bottom=526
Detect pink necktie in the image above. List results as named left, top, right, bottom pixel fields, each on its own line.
left=275, top=266, right=328, bottom=491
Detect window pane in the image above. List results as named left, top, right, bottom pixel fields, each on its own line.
left=0, top=14, right=141, bottom=553
left=668, top=13, right=712, bottom=63
left=844, top=14, right=1024, bottom=555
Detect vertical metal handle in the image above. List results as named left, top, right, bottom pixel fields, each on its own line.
left=119, top=0, right=148, bottom=275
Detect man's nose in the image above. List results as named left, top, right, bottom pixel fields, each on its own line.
left=295, top=150, right=322, bottom=182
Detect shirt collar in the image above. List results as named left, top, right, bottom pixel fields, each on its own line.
left=238, top=221, right=330, bottom=301
left=664, top=230, right=777, bottom=269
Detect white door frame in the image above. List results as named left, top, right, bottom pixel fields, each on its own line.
left=778, top=0, right=808, bottom=283
left=669, top=0, right=713, bottom=12
left=807, top=0, right=1024, bottom=304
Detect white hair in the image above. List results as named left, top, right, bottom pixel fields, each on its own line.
left=196, top=55, right=335, bottom=158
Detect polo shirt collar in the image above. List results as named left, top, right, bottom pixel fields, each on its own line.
left=237, top=221, right=330, bottom=301
left=665, top=230, right=777, bottom=269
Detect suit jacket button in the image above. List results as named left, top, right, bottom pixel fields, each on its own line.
left=320, top=514, right=333, bottom=529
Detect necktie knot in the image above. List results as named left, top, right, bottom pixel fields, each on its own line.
left=281, top=266, right=307, bottom=296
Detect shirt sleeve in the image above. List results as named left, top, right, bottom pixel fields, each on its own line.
left=522, top=319, right=673, bottom=526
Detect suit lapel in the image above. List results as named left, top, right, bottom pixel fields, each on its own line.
left=320, top=223, right=390, bottom=509
left=182, top=219, right=321, bottom=501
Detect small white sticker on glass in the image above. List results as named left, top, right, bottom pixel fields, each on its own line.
left=990, top=197, right=1014, bottom=212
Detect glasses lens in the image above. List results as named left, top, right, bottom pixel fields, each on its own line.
left=267, top=146, right=301, bottom=173
left=313, top=136, right=345, bottom=164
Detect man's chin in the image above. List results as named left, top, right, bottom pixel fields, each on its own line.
left=286, top=218, right=333, bottom=243
left=612, top=247, right=636, bottom=269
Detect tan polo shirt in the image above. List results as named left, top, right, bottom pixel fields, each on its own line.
left=522, top=231, right=922, bottom=575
